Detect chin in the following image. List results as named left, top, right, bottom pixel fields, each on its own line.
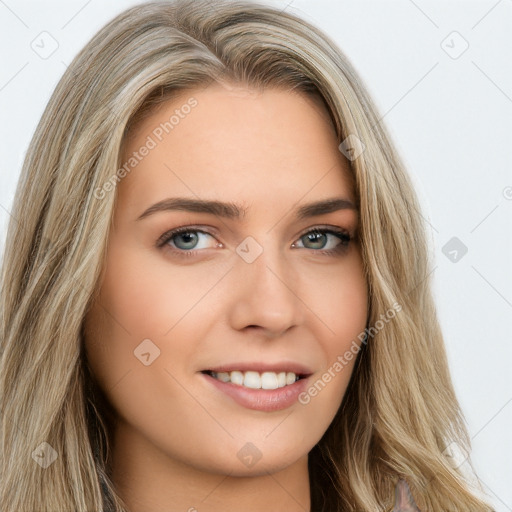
left=178, top=441, right=309, bottom=477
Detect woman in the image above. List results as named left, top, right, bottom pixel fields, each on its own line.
left=0, top=1, right=494, bottom=511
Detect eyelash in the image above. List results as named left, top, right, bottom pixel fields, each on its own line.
left=156, top=225, right=352, bottom=259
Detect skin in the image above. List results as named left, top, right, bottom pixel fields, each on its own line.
left=84, top=82, right=368, bottom=512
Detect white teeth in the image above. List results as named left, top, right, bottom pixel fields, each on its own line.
left=261, top=372, right=278, bottom=390
left=210, top=370, right=300, bottom=389
left=243, top=371, right=261, bottom=389
left=230, top=371, right=244, bottom=386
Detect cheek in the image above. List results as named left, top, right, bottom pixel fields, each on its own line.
left=295, top=287, right=366, bottom=433
left=83, top=237, right=231, bottom=399
left=301, top=252, right=367, bottom=405
left=303, top=249, right=368, bottom=343
left=96, top=238, right=230, bottom=339
left=333, top=257, right=368, bottom=342
left=82, top=244, right=213, bottom=446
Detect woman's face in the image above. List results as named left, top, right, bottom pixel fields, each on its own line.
left=84, top=83, right=368, bottom=478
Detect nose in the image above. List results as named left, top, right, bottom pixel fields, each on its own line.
left=227, top=239, right=305, bottom=337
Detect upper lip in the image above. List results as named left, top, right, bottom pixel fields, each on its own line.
left=201, top=361, right=313, bottom=376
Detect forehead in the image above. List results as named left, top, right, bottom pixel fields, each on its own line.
left=118, top=83, right=356, bottom=217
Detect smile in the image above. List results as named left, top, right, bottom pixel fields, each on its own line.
left=200, top=364, right=312, bottom=412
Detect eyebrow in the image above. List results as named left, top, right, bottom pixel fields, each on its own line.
left=136, top=196, right=357, bottom=221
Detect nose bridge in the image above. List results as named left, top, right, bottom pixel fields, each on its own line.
left=228, top=234, right=304, bottom=334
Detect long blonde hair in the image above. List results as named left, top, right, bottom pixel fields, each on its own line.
left=0, top=1, right=494, bottom=510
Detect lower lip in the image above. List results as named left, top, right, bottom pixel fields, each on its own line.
left=201, top=372, right=310, bottom=412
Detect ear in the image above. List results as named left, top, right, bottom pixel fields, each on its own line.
left=393, top=478, right=421, bottom=512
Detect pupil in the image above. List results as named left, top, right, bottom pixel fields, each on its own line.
left=305, top=232, right=326, bottom=249
left=176, top=232, right=198, bottom=249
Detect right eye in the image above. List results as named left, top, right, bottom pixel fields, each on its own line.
left=156, top=226, right=222, bottom=257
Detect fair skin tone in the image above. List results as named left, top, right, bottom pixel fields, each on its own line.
left=84, top=82, right=368, bottom=512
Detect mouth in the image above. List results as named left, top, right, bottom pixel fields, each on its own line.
left=199, top=362, right=314, bottom=411
left=201, top=369, right=309, bottom=390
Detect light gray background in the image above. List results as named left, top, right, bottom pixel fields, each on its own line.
left=1, top=0, right=511, bottom=509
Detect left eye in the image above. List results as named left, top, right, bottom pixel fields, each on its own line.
left=293, top=229, right=350, bottom=251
